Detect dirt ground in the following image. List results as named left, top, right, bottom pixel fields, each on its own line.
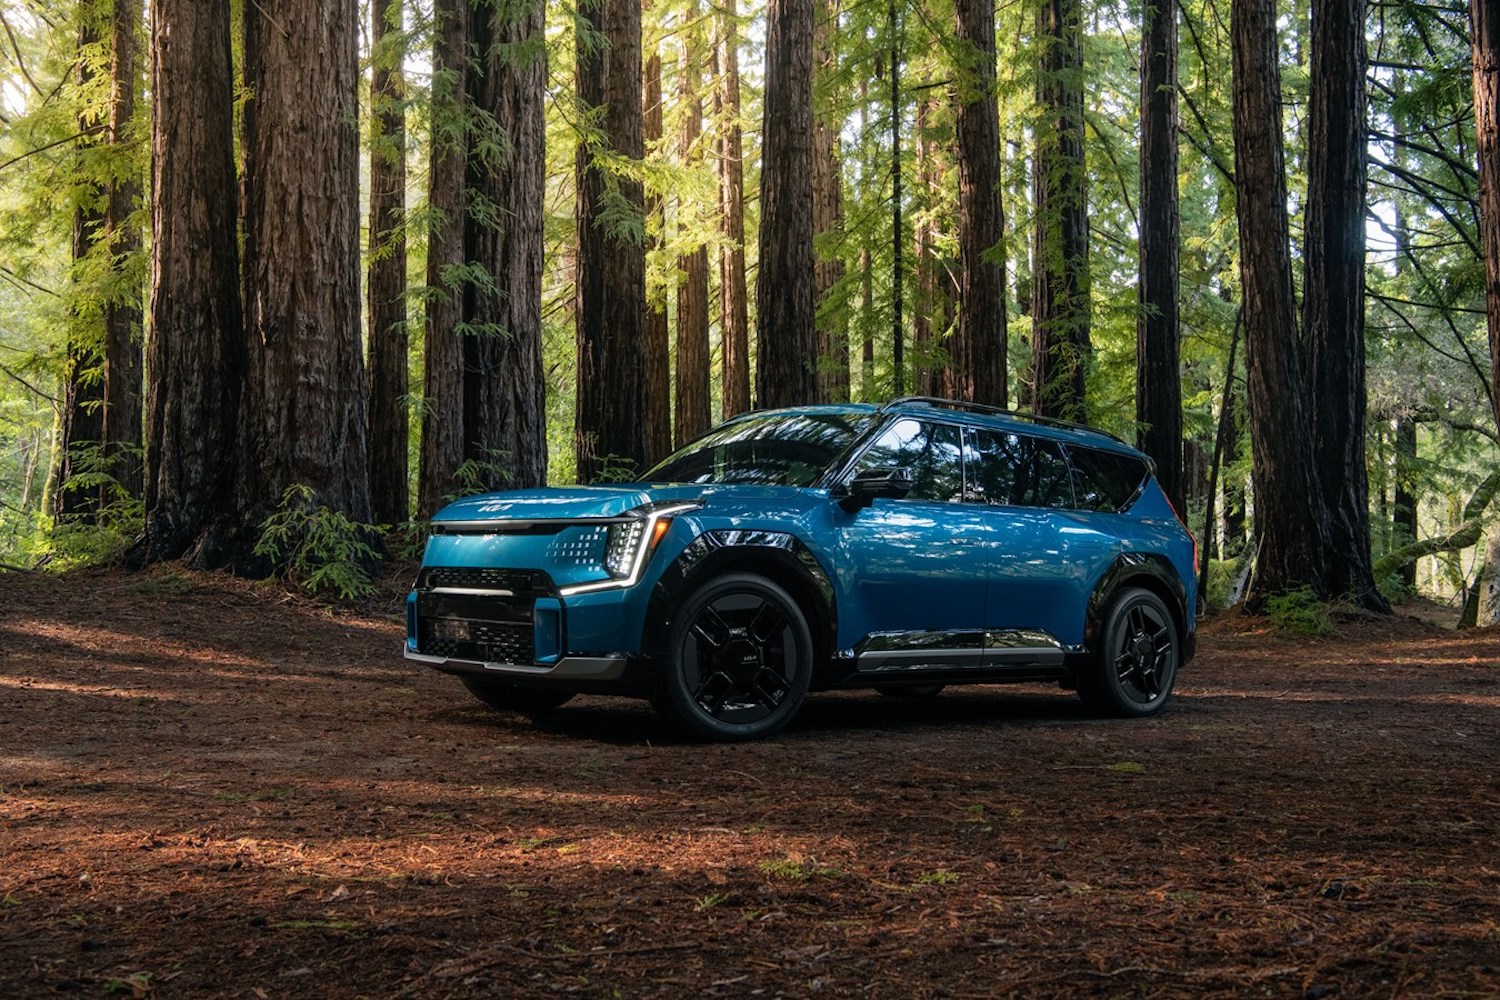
left=2, top=566, right=1498, bottom=999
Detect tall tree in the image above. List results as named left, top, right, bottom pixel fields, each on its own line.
left=812, top=0, right=849, bottom=402
left=140, top=0, right=242, bottom=564
left=465, top=0, right=548, bottom=490
left=575, top=0, right=649, bottom=480
left=756, top=0, right=818, bottom=408
left=1232, top=0, right=1329, bottom=597
left=1475, top=0, right=1500, bottom=434
left=643, top=44, right=673, bottom=463
left=239, top=0, right=370, bottom=556
left=367, top=0, right=409, bottom=524
left=418, top=0, right=468, bottom=518
left=1136, top=0, right=1182, bottom=511
left=1303, top=0, right=1385, bottom=609
left=953, top=0, right=1007, bottom=407
left=102, top=0, right=143, bottom=504
left=1031, top=0, right=1090, bottom=421
left=715, top=0, right=751, bottom=418
left=676, top=0, right=712, bottom=445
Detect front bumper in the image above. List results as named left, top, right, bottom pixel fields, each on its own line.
left=405, top=649, right=627, bottom=681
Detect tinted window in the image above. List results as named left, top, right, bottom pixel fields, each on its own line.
left=965, top=430, right=1073, bottom=509
left=853, top=418, right=964, bottom=503
left=647, top=412, right=871, bottom=487
left=1070, top=447, right=1149, bottom=512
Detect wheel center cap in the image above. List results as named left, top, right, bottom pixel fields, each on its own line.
left=1132, top=634, right=1154, bottom=662
left=725, top=639, right=762, bottom=672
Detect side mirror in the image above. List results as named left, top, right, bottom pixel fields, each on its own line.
left=836, top=467, right=915, bottom=511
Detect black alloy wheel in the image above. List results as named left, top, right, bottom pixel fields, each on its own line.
left=1079, top=587, right=1179, bottom=717
left=461, top=677, right=574, bottom=716
left=657, top=572, right=813, bottom=741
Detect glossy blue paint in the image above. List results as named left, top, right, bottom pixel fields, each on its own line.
left=407, top=403, right=1198, bottom=673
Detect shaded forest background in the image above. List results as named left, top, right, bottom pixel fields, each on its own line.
left=0, top=0, right=1498, bottom=622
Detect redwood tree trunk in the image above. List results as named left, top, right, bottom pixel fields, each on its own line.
left=140, top=0, right=243, bottom=564
left=1393, top=416, right=1417, bottom=589
left=716, top=0, right=751, bottom=418
left=954, top=0, right=1007, bottom=407
left=1303, top=0, right=1386, bottom=610
left=1232, top=0, right=1329, bottom=598
left=1474, top=0, right=1500, bottom=434
left=813, top=0, right=849, bottom=403
left=1136, top=0, right=1182, bottom=512
left=576, top=0, right=649, bottom=481
left=676, top=3, right=711, bottom=445
left=756, top=0, right=818, bottom=408
left=643, top=47, right=673, bottom=463
left=367, top=0, right=409, bottom=524
left=239, top=0, right=370, bottom=559
left=1030, top=0, right=1090, bottom=421
left=103, top=0, right=143, bottom=503
left=418, top=0, right=468, bottom=517
left=465, top=0, right=548, bottom=491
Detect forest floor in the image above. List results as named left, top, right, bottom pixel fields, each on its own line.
left=1, top=567, right=1498, bottom=999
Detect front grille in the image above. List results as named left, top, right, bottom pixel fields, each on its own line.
left=419, top=566, right=554, bottom=596
left=421, top=620, right=535, bottom=664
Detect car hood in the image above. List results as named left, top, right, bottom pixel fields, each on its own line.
left=432, top=483, right=826, bottom=524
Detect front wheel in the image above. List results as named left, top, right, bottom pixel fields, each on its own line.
left=461, top=677, right=574, bottom=717
left=655, top=573, right=814, bottom=742
left=1079, top=587, right=1179, bottom=718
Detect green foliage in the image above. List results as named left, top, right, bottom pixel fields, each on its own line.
left=253, top=486, right=381, bottom=600
left=1265, top=587, right=1334, bottom=637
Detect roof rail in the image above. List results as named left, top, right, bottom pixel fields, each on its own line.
left=879, top=396, right=1130, bottom=447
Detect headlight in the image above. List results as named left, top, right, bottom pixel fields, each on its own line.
left=604, top=519, right=647, bottom=578
left=560, top=501, right=702, bottom=596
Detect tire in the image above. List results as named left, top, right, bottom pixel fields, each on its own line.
left=655, top=572, right=814, bottom=742
left=461, top=677, right=574, bottom=716
left=877, top=684, right=945, bottom=699
left=1078, top=587, right=1179, bottom=718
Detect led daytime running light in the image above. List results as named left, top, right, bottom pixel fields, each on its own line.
left=559, top=502, right=700, bottom=596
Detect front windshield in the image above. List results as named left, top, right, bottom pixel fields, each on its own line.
left=645, top=412, right=873, bottom=487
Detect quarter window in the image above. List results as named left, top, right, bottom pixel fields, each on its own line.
left=853, top=418, right=964, bottom=503
left=964, top=430, right=1074, bottom=509
left=1070, top=447, right=1149, bottom=512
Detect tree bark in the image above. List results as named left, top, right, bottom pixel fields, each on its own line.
left=239, top=0, right=370, bottom=560
left=756, top=0, right=818, bottom=408
left=912, top=95, right=938, bottom=397
left=367, top=0, right=408, bottom=524
left=813, top=0, right=849, bottom=403
left=464, top=0, right=548, bottom=491
left=1474, top=0, right=1500, bottom=434
left=1136, top=0, right=1182, bottom=512
left=1030, top=0, right=1090, bottom=421
left=1232, top=0, right=1329, bottom=598
left=715, top=0, right=751, bottom=419
left=140, top=0, right=242, bottom=564
left=103, top=0, right=143, bottom=504
left=418, top=0, right=468, bottom=517
left=954, top=0, right=1007, bottom=407
left=576, top=0, right=649, bottom=481
left=676, top=1, right=711, bottom=445
left=1393, top=416, right=1417, bottom=588
left=643, top=46, right=673, bottom=462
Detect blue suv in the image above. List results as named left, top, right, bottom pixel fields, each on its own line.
left=406, top=397, right=1197, bottom=740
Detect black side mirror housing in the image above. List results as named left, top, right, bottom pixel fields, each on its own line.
left=836, top=467, right=915, bottom=511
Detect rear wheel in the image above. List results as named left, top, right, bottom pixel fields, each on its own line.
left=655, top=573, right=813, bottom=741
left=1079, top=587, right=1179, bottom=717
left=461, top=678, right=574, bottom=716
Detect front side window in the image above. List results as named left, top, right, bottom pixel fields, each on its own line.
left=965, top=429, right=1073, bottom=509
left=852, top=418, right=964, bottom=503
left=646, top=412, right=872, bottom=487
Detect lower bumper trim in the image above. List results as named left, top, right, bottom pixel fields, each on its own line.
left=406, top=649, right=627, bottom=681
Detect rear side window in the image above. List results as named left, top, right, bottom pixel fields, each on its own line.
left=965, top=430, right=1073, bottom=509
left=1070, top=447, right=1149, bottom=512
left=854, top=418, right=964, bottom=503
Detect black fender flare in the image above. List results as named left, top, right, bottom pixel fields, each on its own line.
left=646, top=530, right=838, bottom=666
left=1083, top=552, right=1193, bottom=663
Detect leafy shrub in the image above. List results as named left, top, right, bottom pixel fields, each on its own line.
left=254, top=485, right=381, bottom=599
left=1265, top=586, right=1333, bottom=636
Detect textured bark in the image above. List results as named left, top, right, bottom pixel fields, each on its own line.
left=1136, top=0, right=1182, bottom=512
left=367, top=0, right=409, bottom=524
left=1475, top=0, right=1500, bottom=434
left=954, top=0, right=1006, bottom=407
left=1393, top=416, right=1417, bottom=588
left=1232, top=0, right=1329, bottom=598
left=676, top=3, right=712, bottom=445
left=812, top=0, right=848, bottom=403
left=576, top=0, right=649, bottom=481
left=418, top=0, right=468, bottom=518
left=141, top=0, right=242, bottom=563
left=756, top=0, right=818, bottom=408
left=103, top=0, right=143, bottom=503
left=465, top=0, right=548, bottom=491
left=239, top=0, right=370, bottom=556
left=1030, top=0, right=1090, bottom=421
left=912, top=96, right=939, bottom=397
left=860, top=242, right=875, bottom=395
left=1303, top=0, right=1385, bottom=610
left=715, top=1, right=751, bottom=419
left=643, top=48, right=673, bottom=463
